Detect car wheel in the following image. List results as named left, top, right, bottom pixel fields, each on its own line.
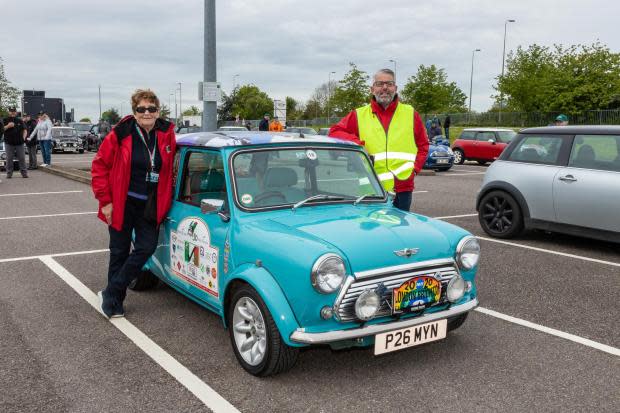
left=228, top=284, right=298, bottom=376
left=128, top=270, right=159, bottom=291
left=79, top=149, right=84, bottom=154
left=477, top=161, right=487, bottom=166
left=453, top=149, right=464, bottom=164
left=447, top=313, right=468, bottom=332
left=478, top=190, right=524, bottom=238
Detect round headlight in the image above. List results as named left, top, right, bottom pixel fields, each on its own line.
left=355, top=290, right=380, bottom=321
left=311, top=254, right=346, bottom=294
left=456, top=236, right=480, bottom=270
left=447, top=275, right=466, bottom=302
left=1, top=153, right=6, bottom=160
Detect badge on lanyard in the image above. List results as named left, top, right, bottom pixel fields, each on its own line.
left=136, top=125, right=158, bottom=183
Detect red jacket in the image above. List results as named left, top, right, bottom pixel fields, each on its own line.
left=91, top=116, right=177, bottom=231
left=329, top=97, right=429, bottom=192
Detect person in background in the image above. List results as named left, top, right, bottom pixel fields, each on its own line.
left=269, top=115, right=284, bottom=132
left=2, top=107, right=28, bottom=178
left=23, top=114, right=38, bottom=169
left=443, top=115, right=451, bottom=140
left=30, top=112, right=53, bottom=166
left=245, top=121, right=252, bottom=131
left=91, top=89, right=176, bottom=319
left=425, top=117, right=432, bottom=135
left=329, top=68, right=429, bottom=212
left=554, top=114, right=569, bottom=126
left=258, top=113, right=270, bottom=131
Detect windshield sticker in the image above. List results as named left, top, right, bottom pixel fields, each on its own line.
left=170, top=217, right=219, bottom=297
left=306, top=150, right=317, bottom=160
left=241, top=194, right=253, bottom=204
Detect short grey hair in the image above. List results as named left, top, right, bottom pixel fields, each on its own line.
left=373, top=68, right=395, bottom=82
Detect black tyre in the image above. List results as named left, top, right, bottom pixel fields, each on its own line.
left=447, top=313, right=468, bottom=332
left=453, top=149, right=465, bottom=164
left=128, top=270, right=159, bottom=291
left=228, top=284, right=298, bottom=376
left=79, top=149, right=84, bottom=154
left=478, top=190, right=524, bottom=238
left=477, top=160, right=487, bottom=166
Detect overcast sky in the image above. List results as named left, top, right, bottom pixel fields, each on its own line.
left=2, top=0, right=618, bottom=121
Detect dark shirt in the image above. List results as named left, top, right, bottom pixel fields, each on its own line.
left=25, top=119, right=38, bottom=146
left=258, top=119, right=269, bottom=131
left=444, top=116, right=451, bottom=128
left=2, top=116, right=25, bottom=145
left=128, top=125, right=162, bottom=198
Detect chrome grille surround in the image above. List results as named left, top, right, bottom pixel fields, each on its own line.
left=334, top=258, right=460, bottom=322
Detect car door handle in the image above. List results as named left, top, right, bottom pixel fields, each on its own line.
left=559, top=175, right=577, bottom=182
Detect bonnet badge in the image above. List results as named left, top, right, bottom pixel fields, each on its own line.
left=393, top=248, right=419, bottom=258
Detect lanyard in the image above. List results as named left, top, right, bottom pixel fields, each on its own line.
left=135, top=125, right=157, bottom=172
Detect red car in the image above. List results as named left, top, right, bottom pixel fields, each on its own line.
left=451, top=128, right=516, bottom=165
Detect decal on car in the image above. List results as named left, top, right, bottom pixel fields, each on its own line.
left=170, top=217, right=220, bottom=297
left=241, top=194, right=253, bottom=204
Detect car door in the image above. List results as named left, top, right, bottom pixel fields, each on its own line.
left=475, top=131, right=497, bottom=160
left=162, top=148, right=231, bottom=309
left=553, top=134, right=620, bottom=232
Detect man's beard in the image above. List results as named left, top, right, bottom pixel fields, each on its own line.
left=374, top=91, right=395, bottom=107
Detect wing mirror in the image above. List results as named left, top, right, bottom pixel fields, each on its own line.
left=200, top=199, right=230, bottom=222
left=488, top=139, right=496, bottom=144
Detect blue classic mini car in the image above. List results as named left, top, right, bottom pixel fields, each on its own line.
left=424, top=135, right=455, bottom=171
left=131, top=131, right=480, bottom=376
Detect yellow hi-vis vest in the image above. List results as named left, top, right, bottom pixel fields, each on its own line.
left=356, top=103, right=417, bottom=191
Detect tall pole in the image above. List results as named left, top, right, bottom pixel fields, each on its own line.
left=169, top=93, right=173, bottom=120
left=327, top=71, right=335, bottom=124
left=174, top=90, right=178, bottom=122
left=389, top=59, right=397, bottom=81
left=203, top=0, right=217, bottom=131
left=233, top=74, right=239, bottom=91
left=499, top=19, right=515, bottom=123
left=98, top=85, right=102, bottom=121
left=178, top=82, right=182, bottom=125
left=469, top=49, right=481, bottom=120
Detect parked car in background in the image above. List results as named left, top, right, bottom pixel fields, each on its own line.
left=176, top=125, right=202, bottom=135
left=477, top=125, right=620, bottom=242
left=318, top=128, right=330, bottom=136
left=452, top=128, right=516, bottom=165
left=68, top=122, right=93, bottom=148
left=217, top=126, right=248, bottom=132
left=285, top=127, right=318, bottom=135
left=424, top=135, right=454, bottom=171
left=51, top=127, right=84, bottom=153
left=131, top=130, right=480, bottom=376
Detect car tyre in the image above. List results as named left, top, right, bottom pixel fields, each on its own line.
left=79, top=149, right=84, bottom=154
left=478, top=190, right=524, bottom=238
left=128, top=270, right=159, bottom=291
left=453, top=149, right=465, bottom=164
left=228, top=284, right=298, bottom=376
left=447, top=313, right=468, bottom=332
left=477, top=160, right=487, bottom=166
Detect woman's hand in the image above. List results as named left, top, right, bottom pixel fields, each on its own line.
left=102, top=203, right=113, bottom=225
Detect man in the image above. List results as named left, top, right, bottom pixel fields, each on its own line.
left=428, top=121, right=443, bottom=140
left=444, top=115, right=451, bottom=140
left=554, top=114, right=569, bottom=126
left=258, top=113, right=270, bottom=131
left=269, top=115, right=284, bottom=132
left=2, top=107, right=28, bottom=178
left=23, top=114, right=38, bottom=169
left=329, top=68, right=429, bottom=211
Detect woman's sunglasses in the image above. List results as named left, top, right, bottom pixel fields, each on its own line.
left=135, top=106, right=159, bottom=113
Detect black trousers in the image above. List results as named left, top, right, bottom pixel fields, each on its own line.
left=393, top=191, right=413, bottom=212
left=103, top=196, right=158, bottom=314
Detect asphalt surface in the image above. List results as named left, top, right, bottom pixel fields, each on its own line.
left=0, top=162, right=618, bottom=413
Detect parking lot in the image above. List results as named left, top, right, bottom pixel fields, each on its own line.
left=0, top=163, right=618, bottom=412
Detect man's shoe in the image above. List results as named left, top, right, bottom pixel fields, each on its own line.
left=40, top=163, right=48, bottom=167
left=98, top=291, right=124, bottom=319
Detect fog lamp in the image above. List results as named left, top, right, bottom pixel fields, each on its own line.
left=354, top=290, right=380, bottom=321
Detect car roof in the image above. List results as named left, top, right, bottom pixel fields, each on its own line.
left=520, top=125, right=620, bottom=135
left=462, top=128, right=515, bottom=132
left=175, top=131, right=358, bottom=149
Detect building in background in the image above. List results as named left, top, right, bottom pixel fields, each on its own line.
left=22, top=90, right=74, bottom=123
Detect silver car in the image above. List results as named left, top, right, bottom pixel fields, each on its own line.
left=477, top=126, right=620, bottom=243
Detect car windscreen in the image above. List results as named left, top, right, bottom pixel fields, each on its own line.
left=72, top=124, right=92, bottom=132
left=52, top=129, right=77, bottom=137
left=232, top=148, right=384, bottom=209
left=497, top=131, right=516, bottom=142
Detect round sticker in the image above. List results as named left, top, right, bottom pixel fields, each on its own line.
left=306, top=150, right=317, bottom=160
left=241, top=194, right=253, bottom=204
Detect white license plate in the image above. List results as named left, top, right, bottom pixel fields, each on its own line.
left=0, top=161, right=5, bottom=167
left=436, top=158, right=449, bottom=164
left=374, top=319, right=447, bottom=355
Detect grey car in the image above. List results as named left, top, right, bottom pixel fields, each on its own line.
left=476, top=126, right=620, bottom=243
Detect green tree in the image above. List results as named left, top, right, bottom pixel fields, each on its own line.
left=159, top=104, right=171, bottom=120
left=286, top=96, right=301, bottom=120
left=217, top=90, right=235, bottom=122
left=330, top=63, right=370, bottom=116
left=302, top=98, right=322, bottom=120
left=101, top=108, right=120, bottom=124
left=231, top=85, right=273, bottom=120
left=182, top=105, right=201, bottom=116
left=400, top=64, right=467, bottom=113
left=0, top=57, right=20, bottom=116
left=79, top=117, right=92, bottom=123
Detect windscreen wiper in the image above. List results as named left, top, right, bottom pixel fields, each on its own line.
left=292, top=194, right=345, bottom=211
left=353, top=194, right=384, bottom=206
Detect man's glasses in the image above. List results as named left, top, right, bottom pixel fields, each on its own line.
left=135, top=106, right=159, bottom=113
left=373, top=81, right=396, bottom=88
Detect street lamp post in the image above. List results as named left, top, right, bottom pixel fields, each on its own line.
left=499, top=19, right=516, bottom=123
left=177, top=82, right=182, bottom=125
left=389, top=59, right=397, bottom=80
left=327, top=71, right=335, bottom=124
left=233, top=74, right=239, bottom=91
left=469, top=49, right=481, bottom=121
left=98, top=85, right=102, bottom=121
left=169, top=93, right=173, bottom=120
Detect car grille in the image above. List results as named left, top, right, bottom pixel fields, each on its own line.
left=335, top=260, right=459, bottom=322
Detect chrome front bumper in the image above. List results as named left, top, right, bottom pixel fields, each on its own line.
left=289, top=298, right=478, bottom=344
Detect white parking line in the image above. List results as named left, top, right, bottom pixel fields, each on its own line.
left=0, top=190, right=83, bottom=197
left=38, top=256, right=240, bottom=413
left=476, top=307, right=620, bottom=357
left=443, top=172, right=486, bottom=176
left=0, top=211, right=97, bottom=220
left=434, top=213, right=478, bottom=220
left=0, top=248, right=108, bottom=264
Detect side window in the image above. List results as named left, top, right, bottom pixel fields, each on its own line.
left=477, top=132, right=496, bottom=142
left=180, top=151, right=226, bottom=206
left=569, top=135, right=620, bottom=172
left=507, top=135, right=564, bottom=165
left=459, top=131, right=475, bottom=140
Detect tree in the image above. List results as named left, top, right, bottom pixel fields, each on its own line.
left=182, top=105, right=201, bottom=116
left=330, top=63, right=370, bottom=116
left=286, top=96, right=301, bottom=120
left=0, top=57, right=20, bottom=116
left=217, top=90, right=235, bottom=122
left=302, top=98, right=322, bottom=120
left=79, top=117, right=92, bottom=123
left=400, top=65, right=467, bottom=113
left=231, top=85, right=273, bottom=120
left=101, top=108, right=120, bottom=124
left=159, top=104, right=171, bottom=120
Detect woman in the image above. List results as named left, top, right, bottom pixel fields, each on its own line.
left=29, top=113, right=53, bottom=166
left=91, top=89, right=176, bottom=318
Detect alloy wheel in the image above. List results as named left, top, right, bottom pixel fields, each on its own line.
left=232, top=296, right=267, bottom=366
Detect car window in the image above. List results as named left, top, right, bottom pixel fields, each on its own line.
left=569, top=135, right=620, bottom=172
left=477, top=132, right=496, bottom=142
left=180, top=151, right=226, bottom=206
left=459, top=131, right=476, bottom=140
left=507, top=135, right=564, bottom=165
left=497, top=131, right=516, bottom=143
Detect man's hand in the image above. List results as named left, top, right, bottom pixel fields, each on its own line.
left=101, top=203, right=113, bottom=225
left=5, top=122, right=14, bottom=129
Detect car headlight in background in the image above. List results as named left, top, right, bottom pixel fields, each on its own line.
left=0, top=153, right=6, bottom=160
left=456, top=236, right=480, bottom=270
left=431, top=151, right=445, bottom=157
left=355, top=289, right=381, bottom=320
left=311, top=254, right=346, bottom=294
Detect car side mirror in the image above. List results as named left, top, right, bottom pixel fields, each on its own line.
left=201, top=198, right=224, bottom=214
left=488, top=139, right=496, bottom=144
